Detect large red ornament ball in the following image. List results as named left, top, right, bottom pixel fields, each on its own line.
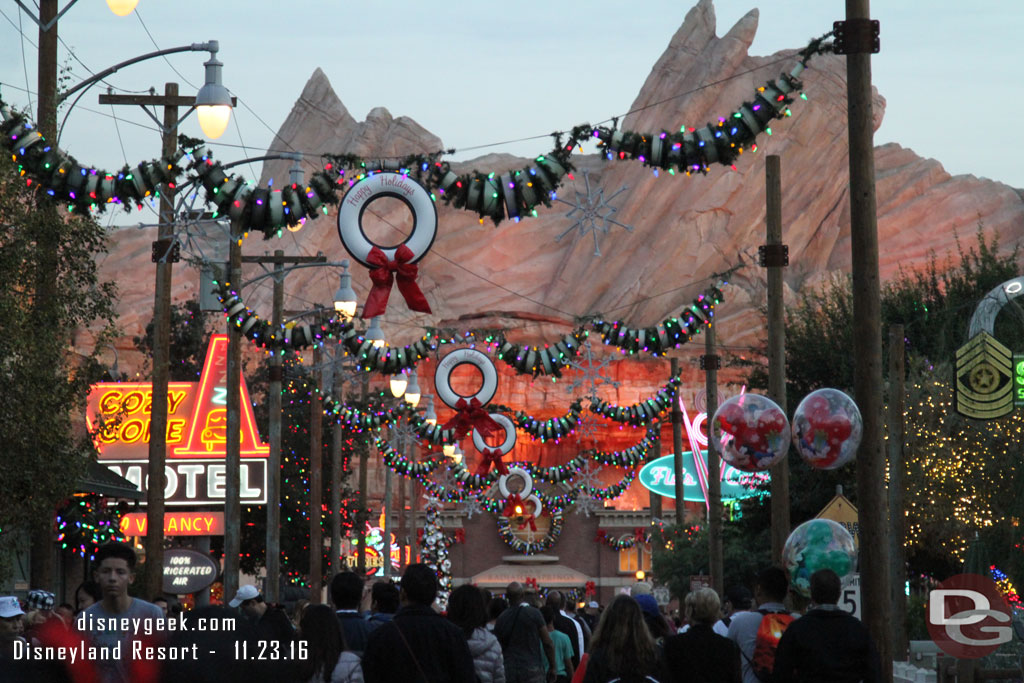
left=791, top=388, right=863, bottom=470
left=711, top=393, right=790, bottom=473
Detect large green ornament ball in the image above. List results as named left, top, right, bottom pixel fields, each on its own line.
left=782, top=519, right=856, bottom=597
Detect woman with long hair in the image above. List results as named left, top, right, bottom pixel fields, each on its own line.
left=297, top=604, right=363, bottom=683
left=581, top=595, right=659, bottom=683
left=447, top=584, right=505, bottom=683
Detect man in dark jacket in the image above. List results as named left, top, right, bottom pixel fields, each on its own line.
left=362, top=563, right=476, bottom=683
left=772, top=569, right=882, bottom=683
left=331, top=571, right=372, bottom=655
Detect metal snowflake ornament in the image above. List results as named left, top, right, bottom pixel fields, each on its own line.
left=554, top=170, right=633, bottom=256
left=573, top=493, right=601, bottom=517
left=573, top=459, right=604, bottom=491
left=459, top=496, right=484, bottom=519
left=567, top=341, right=620, bottom=400
left=575, top=414, right=602, bottom=446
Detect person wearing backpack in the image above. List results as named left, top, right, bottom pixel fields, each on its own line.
left=771, top=569, right=881, bottom=682
left=726, top=568, right=796, bottom=683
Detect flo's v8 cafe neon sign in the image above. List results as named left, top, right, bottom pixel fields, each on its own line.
left=86, top=335, right=268, bottom=506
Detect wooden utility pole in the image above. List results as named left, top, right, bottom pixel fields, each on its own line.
left=704, top=325, right=723, bottom=595
left=224, top=217, right=243, bottom=603
left=357, top=374, right=370, bottom=576
left=100, top=85, right=192, bottom=598
left=670, top=358, right=685, bottom=525
left=28, top=0, right=60, bottom=592
left=237, top=251, right=326, bottom=601
left=330, top=357, right=344, bottom=576
left=381, top=432, right=394, bottom=581
left=765, top=155, right=790, bottom=564
left=310, top=344, right=324, bottom=603
left=648, top=436, right=663, bottom=520
left=842, top=1, right=892, bottom=675
left=888, top=324, right=907, bottom=659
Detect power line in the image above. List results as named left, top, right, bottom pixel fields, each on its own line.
left=133, top=8, right=198, bottom=91
left=17, top=8, right=33, bottom=115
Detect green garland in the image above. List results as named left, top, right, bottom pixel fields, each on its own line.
left=589, top=375, right=681, bottom=426
left=322, top=395, right=458, bottom=445
left=0, top=100, right=339, bottom=238
left=0, top=33, right=829, bottom=233
left=215, top=279, right=725, bottom=373
left=489, top=401, right=583, bottom=442
left=375, top=436, right=448, bottom=476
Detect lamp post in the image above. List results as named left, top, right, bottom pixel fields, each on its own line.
left=19, top=0, right=233, bottom=593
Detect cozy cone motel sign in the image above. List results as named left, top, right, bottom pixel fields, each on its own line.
left=86, top=335, right=268, bottom=506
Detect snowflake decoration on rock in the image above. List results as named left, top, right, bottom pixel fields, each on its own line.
left=567, top=341, right=620, bottom=400
left=554, top=170, right=633, bottom=257
left=575, top=414, right=603, bottom=447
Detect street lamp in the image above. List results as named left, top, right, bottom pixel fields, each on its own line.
left=451, top=443, right=464, bottom=465
left=390, top=373, right=408, bottom=399
left=105, top=0, right=138, bottom=16
left=194, top=48, right=233, bottom=139
left=365, top=318, right=386, bottom=348
left=404, top=371, right=421, bottom=408
left=423, top=395, right=436, bottom=425
left=442, top=441, right=456, bottom=458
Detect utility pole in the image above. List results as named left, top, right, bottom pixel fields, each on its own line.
left=310, top=344, right=324, bottom=603
left=237, top=251, right=326, bottom=601
left=888, top=324, right=907, bottom=659
left=670, top=358, right=685, bottom=526
left=99, top=84, right=189, bottom=598
left=28, top=0, right=60, bottom=592
left=841, top=1, right=892, bottom=675
left=357, top=374, right=370, bottom=576
left=704, top=325, right=723, bottom=596
left=330, top=353, right=344, bottom=576
left=381, top=430, right=395, bottom=581
left=648, top=436, right=662, bottom=520
left=764, top=154, right=790, bottom=564
left=224, top=216, right=243, bottom=603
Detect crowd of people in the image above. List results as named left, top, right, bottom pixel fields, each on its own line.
left=0, top=541, right=881, bottom=682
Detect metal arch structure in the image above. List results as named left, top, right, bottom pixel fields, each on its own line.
left=968, top=276, right=1024, bottom=338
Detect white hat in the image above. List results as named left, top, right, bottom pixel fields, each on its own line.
left=587, top=601, right=599, bottom=609
left=0, top=596, right=24, bottom=618
left=228, top=584, right=260, bottom=608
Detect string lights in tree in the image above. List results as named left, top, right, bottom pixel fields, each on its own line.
left=55, top=496, right=125, bottom=561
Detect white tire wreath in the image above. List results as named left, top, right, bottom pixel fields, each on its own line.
left=522, top=494, right=543, bottom=519
left=434, top=348, right=498, bottom=409
left=337, top=172, right=437, bottom=267
left=498, top=467, right=533, bottom=500
left=473, top=413, right=516, bottom=455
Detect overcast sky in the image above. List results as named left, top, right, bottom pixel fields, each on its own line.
left=1, top=0, right=1021, bottom=229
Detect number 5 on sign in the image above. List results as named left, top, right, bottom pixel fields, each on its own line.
left=839, top=573, right=861, bottom=620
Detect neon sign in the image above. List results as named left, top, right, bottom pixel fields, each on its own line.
left=85, top=335, right=268, bottom=506
left=638, top=391, right=769, bottom=503
left=343, top=523, right=403, bottom=576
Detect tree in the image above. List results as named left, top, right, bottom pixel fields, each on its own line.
left=0, top=135, right=118, bottom=586
left=133, top=299, right=213, bottom=381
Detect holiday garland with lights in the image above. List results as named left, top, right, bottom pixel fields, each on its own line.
left=595, top=527, right=651, bottom=551
left=55, top=495, right=125, bottom=561
left=215, top=280, right=724, bottom=374
left=421, top=503, right=454, bottom=608
left=496, top=509, right=564, bottom=555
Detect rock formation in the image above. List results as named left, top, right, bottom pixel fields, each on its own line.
left=92, top=0, right=1024, bottom=425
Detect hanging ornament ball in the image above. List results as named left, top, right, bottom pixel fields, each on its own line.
left=336, top=172, right=437, bottom=267
left=498, top=467, right=534, bottom=500
left=782, top=519, right=857, bottom=598
left=711, top=393, right=790, bottom=472
left=473, top=413, right=517, bottom=455
left=434, top=348, right=499, bottom=409
left=791, top=389, right=863, bottom=470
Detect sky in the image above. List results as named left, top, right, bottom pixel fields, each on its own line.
left=1, top=0, right=1022, bottom=234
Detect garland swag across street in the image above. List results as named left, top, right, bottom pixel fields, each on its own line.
left=0, top=33, right=831, bottom=235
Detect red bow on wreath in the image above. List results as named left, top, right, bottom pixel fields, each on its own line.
left=524, top=577, right=538, bottom=590
left=503, top=494, right=524, bottom=518
left=584, top=581, right=596, bottom=597
left=595, top=529, right=607, bottom=543
left=442, top=397, right=502, bottom=438
left=361, top=244, right=432, bottom=319
left=475, top=448, right=509, bottom=477
left=517, top=514, right=537, bottom=532
left=454, top=529, right=465, bottom=544
left=634, top=527, right=647, bottom=542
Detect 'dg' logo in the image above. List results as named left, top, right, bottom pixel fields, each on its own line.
left=926, top=573, right=1012, bottom=659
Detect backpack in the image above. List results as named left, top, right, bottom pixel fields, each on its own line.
left=744, top=608, right=795, bottom=681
